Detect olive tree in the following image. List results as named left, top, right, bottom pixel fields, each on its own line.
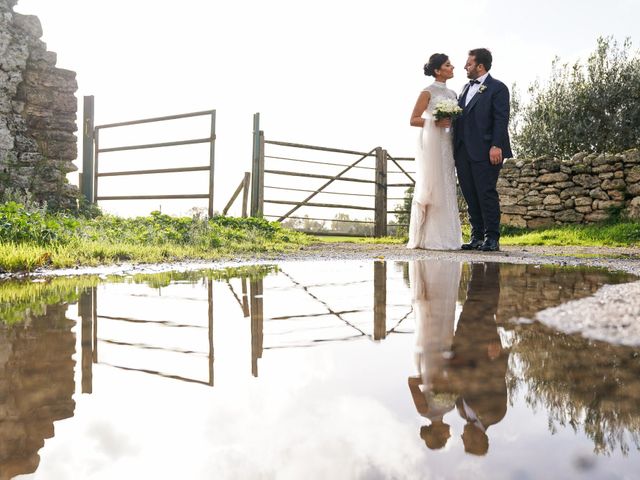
left=511, top=37, right=640, bottom=158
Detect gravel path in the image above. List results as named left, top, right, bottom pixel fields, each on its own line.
left=6, top=242, right=640, bottom=347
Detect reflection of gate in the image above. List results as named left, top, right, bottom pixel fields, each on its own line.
left=81, top=96, right=217, bottom=216
left=78, top=281, right=215, bottom=391
left=250, top=113, right=416, bottom=237
left=77, top=261, right=412, bottom=387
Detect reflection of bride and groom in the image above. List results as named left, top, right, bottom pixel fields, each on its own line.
left=408, top=260, right=507, bottom=455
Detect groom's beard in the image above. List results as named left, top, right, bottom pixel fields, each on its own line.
left=467, top=67, right=481, bottom=80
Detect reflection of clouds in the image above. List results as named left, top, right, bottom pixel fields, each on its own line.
left=25, top=358, right=426, bottom=480
left=201, top=394, right=424, bottom=479
left=85, top=421, right=140, bottom=463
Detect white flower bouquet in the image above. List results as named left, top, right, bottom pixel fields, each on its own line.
left=433, top=99, right=462, bottom=133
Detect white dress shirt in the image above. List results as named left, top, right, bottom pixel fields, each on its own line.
left=465, top=72, right=489, bottom=106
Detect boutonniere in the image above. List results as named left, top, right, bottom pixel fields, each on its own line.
left=478, top=85, right=488, bottom=94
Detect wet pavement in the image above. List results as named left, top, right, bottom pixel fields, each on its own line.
left=1, top=260, right=639, bottom=479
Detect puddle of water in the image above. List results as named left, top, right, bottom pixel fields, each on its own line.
left=1, top=261, right=639, bottom=479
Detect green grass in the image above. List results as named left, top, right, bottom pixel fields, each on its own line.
left=499, top=221, right=640, bottom=247
left=0, top=203, right=308, bottom=273
left=312, top=221, right=640, bottom=248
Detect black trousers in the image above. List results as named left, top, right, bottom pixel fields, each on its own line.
left=455, top=146, right=502, bottom=240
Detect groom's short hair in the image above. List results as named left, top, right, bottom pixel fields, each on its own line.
left=469, top=48, right=492, bottom=71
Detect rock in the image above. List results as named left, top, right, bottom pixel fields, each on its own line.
left=592, top=164, right=615, bottom=173
left=571, top=163, right=591, bottom=174
left=527, top=210, right=555, bottom=218
left=589, top=187, right=609, bottom=200
left=625, top=166, right=640, bottom=184
left=497, top=187, right=524, bottom=197
left=13, top=13, right=42, bottom=38
left=574, top=196, right=592, bottom=207
left=601, top=178, right=626, bottom=191
left=519, top=176, right=537, bottom=183
left=527, top=217, right=555, bottom=228
left=628, top=183, right=640, bottom=196
left=559, top=186, right=587, bottom=199
left=575, top=205, right=592, bottom=214
left=532, top=158, right=561, bottom=172
left=543, top=194, right=561, bottom=205
left=595, top=200, right=624, bottom=210
left=545, top=204, right=564, bottom=212
left=570, top=152, right=589, bottom=164
left=608, top=190, right=625, bottom=202
left=554, top=210, right=584, bottom=223
left=585, top=211, right=611, bottom=222
left=501, top=213, right=527, bottom=228
left=537, top=172, right=569, bottom=184
left=572, top=174, right=600, bottom=188
left=622, top=149, right=639, bottom=164
left=518, top=195, right=543, bottom=206
left=501, top=205, right=528, bottom=215
left=624, top=197, right=640, bottom=220
left=500, top=195, right=519, bottom=206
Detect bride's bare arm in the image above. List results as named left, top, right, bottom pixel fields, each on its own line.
left=410, top=91, right=430, bottom=127
left=410, top=90, right=451, bottom=128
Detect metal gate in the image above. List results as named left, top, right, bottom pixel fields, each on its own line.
left=81, top=96, right=217, bottom=216
left=249, top=113, right=416, bottom=237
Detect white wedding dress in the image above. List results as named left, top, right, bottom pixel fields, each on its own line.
left=407, top=81, right=462, bottom=250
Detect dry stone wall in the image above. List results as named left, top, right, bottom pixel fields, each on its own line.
left=0, top=0, right=78, bottom=210
left=499, top=149, right=640, bottom=228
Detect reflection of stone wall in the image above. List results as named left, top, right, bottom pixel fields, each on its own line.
left=0, top=0, right=78, bottom=209
left=0, top=305, right=75, bottom=480
left=499, top=149, right=640, bottom=228
left=495, top=264, right=627, bottom=322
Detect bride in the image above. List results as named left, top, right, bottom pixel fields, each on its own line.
left=407, top=53, right=462, bottom=250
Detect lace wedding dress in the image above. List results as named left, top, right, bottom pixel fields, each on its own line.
left=407, top=81, right=462, bottom=250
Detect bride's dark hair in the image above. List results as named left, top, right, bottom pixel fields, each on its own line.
left=423, top=53, right=449, bottom=77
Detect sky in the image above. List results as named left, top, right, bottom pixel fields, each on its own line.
left=13, top=0, right=640, bottom=218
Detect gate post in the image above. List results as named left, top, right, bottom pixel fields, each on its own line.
left=208, top=110, right=217, bottom=218
left=250, top=113, right=262, bottom=217
left=82, top=96, right=95, bottom=202
left=374, top=147, right=387, bottom=237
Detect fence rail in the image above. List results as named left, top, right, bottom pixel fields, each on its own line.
left=251, top=113, right=415, bottom=237
left=82, top=96, right=217, bottom=216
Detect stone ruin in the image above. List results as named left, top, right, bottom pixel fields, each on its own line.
left=0, top=0, right=78, bottom=210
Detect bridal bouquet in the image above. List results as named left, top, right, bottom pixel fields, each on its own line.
left=433, top=99, right=462, bottom=133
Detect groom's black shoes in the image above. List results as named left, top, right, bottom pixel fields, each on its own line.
left=479, top=238, right=500, bottom=252
left=461, top=237, right=484, bottom=250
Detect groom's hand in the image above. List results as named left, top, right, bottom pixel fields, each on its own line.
left=489, top=146, right=503, bottom=165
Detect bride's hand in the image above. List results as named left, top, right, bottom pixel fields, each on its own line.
left=435, top=118, right=452, bottom=129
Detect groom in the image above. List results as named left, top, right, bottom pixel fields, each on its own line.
left=454, top=48, right=512, bottom=252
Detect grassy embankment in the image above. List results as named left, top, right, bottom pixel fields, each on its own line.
left=314, top=221, right=640, bottom=247
left=0, top=202, right=308, bottom=273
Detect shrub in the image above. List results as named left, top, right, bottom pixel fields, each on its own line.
left=512, top=37, right=640, bottom=158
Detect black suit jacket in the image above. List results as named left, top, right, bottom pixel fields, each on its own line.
left=454, top=74, right=513, bottom=163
